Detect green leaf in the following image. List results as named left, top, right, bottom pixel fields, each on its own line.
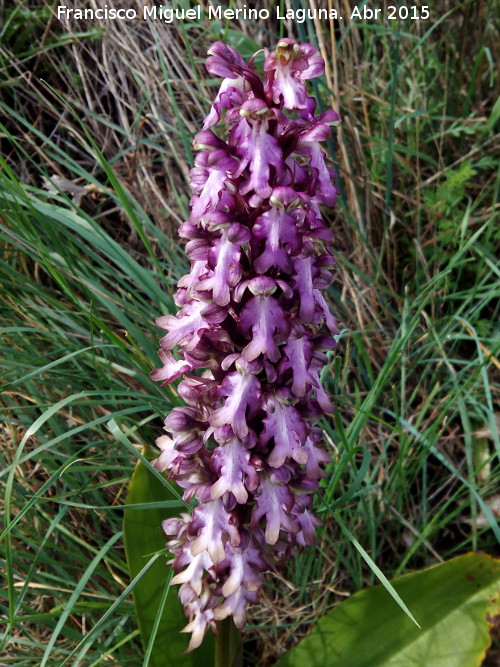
left=123, top=447, right=214, bottom=666
left=334, top=513, right=420, bottom=628
left=275, top=553, right=500, bottom=667
left=224, top=30, right=261, bottom=60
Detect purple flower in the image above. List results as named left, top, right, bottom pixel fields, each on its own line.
left=189, top=498, right=240, bottom=563
left=238, top=284, right=289, bottom=363
left=252, top=187, right=301, bottom=274
left=197, top=226, right=249, bottom=306
left=150, top=39, right=340, bottom=650
left=232, top=99, right=283, bottom=199
left=210, top=363, right=261, bottom=439
left=260, top=392, right=308, bottom=468
left=210, top=437, right=257, bottom=504
left=251, top=469, right=298, bottom=545
left=265, top=39, right=325, bottom=110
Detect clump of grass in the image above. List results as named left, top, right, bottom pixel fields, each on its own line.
left=1, top=0, right=499, bottom=664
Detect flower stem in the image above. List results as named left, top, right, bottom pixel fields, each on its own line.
left=215, top=618, right=242, bottom=667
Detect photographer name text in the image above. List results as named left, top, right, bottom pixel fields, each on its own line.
left=57, top=4, right=431, bottom=24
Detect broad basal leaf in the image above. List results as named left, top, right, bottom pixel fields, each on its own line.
left=276, top=552, right=500, bottom=667
left=123, top=447, right=214, bottom=666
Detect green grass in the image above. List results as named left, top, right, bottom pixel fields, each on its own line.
left=1, top=0, right=499, bottom=664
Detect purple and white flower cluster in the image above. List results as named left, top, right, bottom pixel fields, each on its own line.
left=151, top=39, right=340, bottom=651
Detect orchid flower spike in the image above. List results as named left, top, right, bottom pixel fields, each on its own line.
left=151, top=38, right=340, bottom=652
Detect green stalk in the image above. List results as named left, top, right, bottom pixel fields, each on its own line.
left=215, top=619, right=242, bottom=667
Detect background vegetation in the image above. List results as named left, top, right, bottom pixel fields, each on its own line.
left=1, top=0, right=498, bottom=664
